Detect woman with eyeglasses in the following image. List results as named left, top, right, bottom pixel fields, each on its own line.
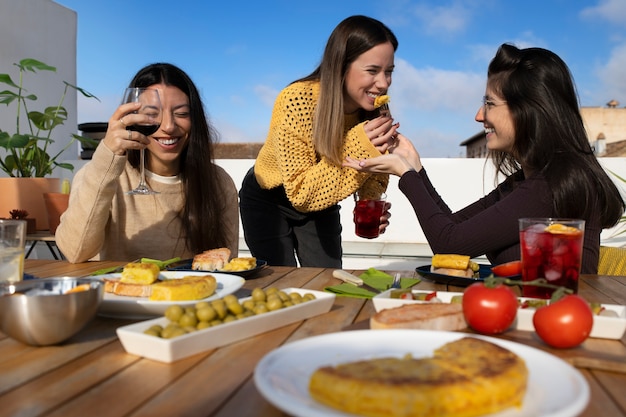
left=344, top=43, right=624, bottom=273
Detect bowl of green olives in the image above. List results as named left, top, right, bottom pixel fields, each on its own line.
left=0, top=277, right=104, bottom=346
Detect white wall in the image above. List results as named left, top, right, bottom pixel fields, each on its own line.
left=212, top=158, right=626, bottom=248
left=0, top=0, right=78, bottom=178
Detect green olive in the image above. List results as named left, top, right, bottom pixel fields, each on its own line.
left=195, top=301, right=210, bottom=310
left=252, top=287, right=266, bottom=302
left=196, top=305, right=217, bottom=322
left=226, top=301, right=244, bottom=315
left=267, top=297, right=283, bottom=311
left=144, top=328, right=161, bottom=337
left=242, top=299, right=256, bottom=311
left=161, top=324, right=186, bottom=339
left=164, top=305, right=184, bottom=322
left=222, top=294, right=238, bottom=304
left=212, top=301, right=228, bottom=319
left=197, top=321, right=212, bottom=330
left=277, top=291, right=290, bottom=302
left=254, top=304, right=270, bottom=314
left=289, top=292, right=303, bottom=302
left=179, top=312, right=198, bottom=328
left=265, top=287, right=278, bottom=295
left=303, top=293, right=316, bottom=301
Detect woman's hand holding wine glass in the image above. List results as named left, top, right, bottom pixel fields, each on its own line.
left=120, top=88, right=162, bottom=195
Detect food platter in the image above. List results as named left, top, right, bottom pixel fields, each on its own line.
left=372, top=289, right=626, bottom=339
left=116, top=288, right=335, bottom=362
left=415, top=264, right=493, bottom=286
left=97, top=271, right=244, bottom=319
left=254, top=330, right=589, bottom=417
left=166, top=259, right=268, bottom=278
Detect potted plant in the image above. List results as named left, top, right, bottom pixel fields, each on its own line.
left=7, top=209, right=36, bottom=234
left=0, top=58, right=98, bottom=229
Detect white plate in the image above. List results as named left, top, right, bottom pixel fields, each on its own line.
left=254, top=330, right=589, bottom=417
left=98, top=271, right=245, bottom=318
left=372, top=289, right=626, bottom=339
left=117, top=288, right=335, bottom=362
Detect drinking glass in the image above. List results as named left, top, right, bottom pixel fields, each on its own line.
left=519, top=218, right=585, bottom=298
left=353, top=191, right=387, bottom=239
left=122, top=88, right=162, bottom=195
left=0, top=219, right=26, bottom=284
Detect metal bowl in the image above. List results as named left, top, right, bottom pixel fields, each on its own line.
left=0, top=277, right=103, bottom=346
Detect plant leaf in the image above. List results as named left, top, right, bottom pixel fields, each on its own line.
left=15, top=58, right=56, bottom=73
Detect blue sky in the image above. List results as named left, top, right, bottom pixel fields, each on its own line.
left=56, top=0, right=626, bottom=157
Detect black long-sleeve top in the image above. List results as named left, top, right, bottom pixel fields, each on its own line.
left=398, top=169, right=600, bottom=273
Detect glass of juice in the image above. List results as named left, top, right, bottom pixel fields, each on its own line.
left=519, top=218, right=585, bottom=299
left=353, top=191, right=386, bottom=239
left=0, top=219, right=27, bottom=284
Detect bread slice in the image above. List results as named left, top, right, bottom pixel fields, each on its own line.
left=370, top=303, right=467, bottom=331
left=103, top=278, right=152, bottom=297
left=192, top=248, right=231, bottom=271
left=149, top=275, right=217, bottom=301
left=309, top=337, right=528, bottom=417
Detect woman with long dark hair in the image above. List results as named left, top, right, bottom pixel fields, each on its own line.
left=344, top=44, right=625, bottom=273
left=57, top=63, right=238, bottom=262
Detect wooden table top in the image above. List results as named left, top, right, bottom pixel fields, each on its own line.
left=2, top=259, right=626, bottom=417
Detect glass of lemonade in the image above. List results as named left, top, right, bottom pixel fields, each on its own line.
left=353, top=191, right=386, bottom=239
left=0, top=219, right=27, bottom=284
left=519, top=218, right=585, bottom=299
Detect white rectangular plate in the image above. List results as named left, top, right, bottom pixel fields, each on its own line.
left=372, top=289, right=626, bottom=340
left=116, top=288, right=335, bottom=363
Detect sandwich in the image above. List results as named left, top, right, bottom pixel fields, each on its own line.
left=431, top=254, right=479, bottom=278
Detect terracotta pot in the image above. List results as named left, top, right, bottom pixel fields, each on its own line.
left=43, top=193, right=70, bottom=235
left=0, top=178, right=61, bottom=231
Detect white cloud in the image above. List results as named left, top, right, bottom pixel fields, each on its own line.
left=595, top=42, right=626, bottom=103
left=410, top=2, right=472, bottom=37
left=392, top=58, right=485, bottom=111
left=581, top=0, right=626, bottom=27
left=253, top=84, right=279, bottom=107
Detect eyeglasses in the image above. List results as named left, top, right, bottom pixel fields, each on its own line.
left=482, top=96, right=507, bottom=113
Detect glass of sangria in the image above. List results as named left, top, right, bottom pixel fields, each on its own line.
left=519, top=218, right=585, bottom=299
left=353, top=191, right=386, bottom=239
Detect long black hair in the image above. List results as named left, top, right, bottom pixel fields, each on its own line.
left=128, top=63, right=230, bottom=253
left=488, top=44, right=624, bottom=228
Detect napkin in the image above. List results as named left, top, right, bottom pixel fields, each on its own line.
left=325, top=268, right=420, bottom=298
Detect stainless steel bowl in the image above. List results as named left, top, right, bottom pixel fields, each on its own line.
left=0, top=277, right=103, bottom=346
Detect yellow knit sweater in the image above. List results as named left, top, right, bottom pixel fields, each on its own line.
left=254, top=80, right=388, bottom=212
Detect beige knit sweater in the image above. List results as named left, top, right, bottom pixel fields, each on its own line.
left=254, top=80, right=388, bottom=212
left=56, top=143, right=239, bottom=263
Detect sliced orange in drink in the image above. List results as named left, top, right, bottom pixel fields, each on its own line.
left=545, top=223, right=581, bottom=235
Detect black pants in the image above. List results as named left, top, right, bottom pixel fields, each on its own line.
left=239, top=167, right=342, bottom=268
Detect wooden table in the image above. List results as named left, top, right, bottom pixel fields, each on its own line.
left=2, top=260, right=626, bottom=417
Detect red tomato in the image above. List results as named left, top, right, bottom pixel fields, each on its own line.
left=462, top=282, right=518, bottom=334
left=491, top=260, right=522, bottom=277
left=533, top=295, right=593, bottom=348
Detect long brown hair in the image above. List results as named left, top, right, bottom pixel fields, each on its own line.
left=487, top=44, right=624, bottom=227
left=296, top=15, right=398, bottom=165
left=127, top=63, right=230, bottom=253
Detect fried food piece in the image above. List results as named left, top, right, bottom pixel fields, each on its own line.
left=309, top=337, right=527, bottom=417
left=149, top=275, right=217, bottom=301
left=120, top=262, right=160, bottom=285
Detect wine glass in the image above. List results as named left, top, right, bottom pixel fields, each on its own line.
left=122, top=88, right=162, bottom=195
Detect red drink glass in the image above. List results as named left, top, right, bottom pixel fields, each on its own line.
left=519, top=218, right=584, bottom=299
left=353, top=192, right=386, bottom=239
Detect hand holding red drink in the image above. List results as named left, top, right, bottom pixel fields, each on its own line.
left=353, top=191, right=386, bottom=239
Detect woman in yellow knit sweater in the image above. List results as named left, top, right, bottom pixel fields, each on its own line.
left=239, top=15, right=399, bottom=267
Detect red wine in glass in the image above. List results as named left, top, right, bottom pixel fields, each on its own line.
left=127, top=124, right=159, bottom=136
left=122, top=88, right=162, bottom=195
